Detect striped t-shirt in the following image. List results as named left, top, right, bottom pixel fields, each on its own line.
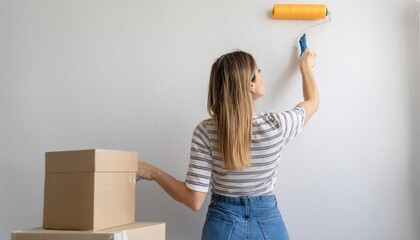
left=185, top=106, right=305, bottom=197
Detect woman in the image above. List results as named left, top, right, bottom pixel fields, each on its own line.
left=137, top=48, right=318, bottom=239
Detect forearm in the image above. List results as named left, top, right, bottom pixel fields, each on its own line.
left=138, top=160, right=206, bottom=211
left=150, top=167, right=205, bottom=211
left=300, top=68, right=319, bottom=105
left=297, top=49, right=320, bottom=124
left=153, top=169, right=190, bottom=206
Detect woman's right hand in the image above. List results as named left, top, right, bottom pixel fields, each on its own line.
left=299, top=48, right=317, bottom=72
left=137, top=161, right=158, bottom=181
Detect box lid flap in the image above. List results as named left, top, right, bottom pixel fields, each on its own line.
left=45, top=149, right=138, bottom=173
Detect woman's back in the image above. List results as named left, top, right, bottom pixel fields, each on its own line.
left=186, top=107, right=305, bottom=197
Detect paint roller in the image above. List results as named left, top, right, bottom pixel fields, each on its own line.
left=272, top=4, right=332, bottom=56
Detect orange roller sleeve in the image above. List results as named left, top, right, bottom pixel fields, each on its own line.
left=272, top=4, right=327, bottom=19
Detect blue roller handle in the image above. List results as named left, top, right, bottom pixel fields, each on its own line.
left=299, top=34, right=307, bottom=57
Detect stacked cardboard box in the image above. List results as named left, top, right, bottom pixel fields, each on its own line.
left=12, top=222, right=166, bottom=240
left=43, top=149, right=138, bottom=230
left=11, top=149, right=165, bottom=239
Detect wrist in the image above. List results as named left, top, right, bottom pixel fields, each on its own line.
left=150, top=166, right=160, bottom=181
left=299, top=66, right=313, bottom=74
left=300, top=69, right=313, bottom=79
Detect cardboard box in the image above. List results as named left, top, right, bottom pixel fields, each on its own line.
left=43, top=149, right=138, bottom=231
left=12, top=222, right=166, bottom=240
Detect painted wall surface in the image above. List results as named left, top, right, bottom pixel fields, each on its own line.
left=1, top=0, right=419, bottom=239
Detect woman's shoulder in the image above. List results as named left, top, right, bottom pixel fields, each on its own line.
left=253, top=111, right=279, bottom=124
left=253, top=107, right=306, bottom=130
left=195, top=118, right=216, bottom=131
left=255, top=107, right=305, bottom=121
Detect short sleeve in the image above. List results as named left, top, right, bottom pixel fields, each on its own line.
left=271, top=106, right=305, bottom=145
left=185, top=122, right=213, bottom=192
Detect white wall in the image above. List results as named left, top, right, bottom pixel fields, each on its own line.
left=1, top=0, right=419, bottom=239
left=409, top=0, right=420, bottom=238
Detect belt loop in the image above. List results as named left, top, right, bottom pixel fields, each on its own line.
left=245, top=196, right=250, bottom=217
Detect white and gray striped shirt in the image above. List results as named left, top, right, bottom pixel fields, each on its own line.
left=185, top=106, right=305, bottom=197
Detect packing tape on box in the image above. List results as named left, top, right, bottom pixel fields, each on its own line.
left=130, top=172, right=137, bottom=184
left=114, top=231, right=129, bottom=240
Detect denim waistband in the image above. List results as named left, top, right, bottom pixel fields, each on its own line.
left=211, top=193, right=276, bottom=205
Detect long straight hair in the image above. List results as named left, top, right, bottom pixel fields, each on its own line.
left=207, top=50, right=256, bottom=170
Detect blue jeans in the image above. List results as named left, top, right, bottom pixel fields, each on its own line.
left=201, top=194, right=290, bottom=240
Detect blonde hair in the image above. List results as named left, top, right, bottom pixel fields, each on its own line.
left=207, top=50, right=256, bottom=170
